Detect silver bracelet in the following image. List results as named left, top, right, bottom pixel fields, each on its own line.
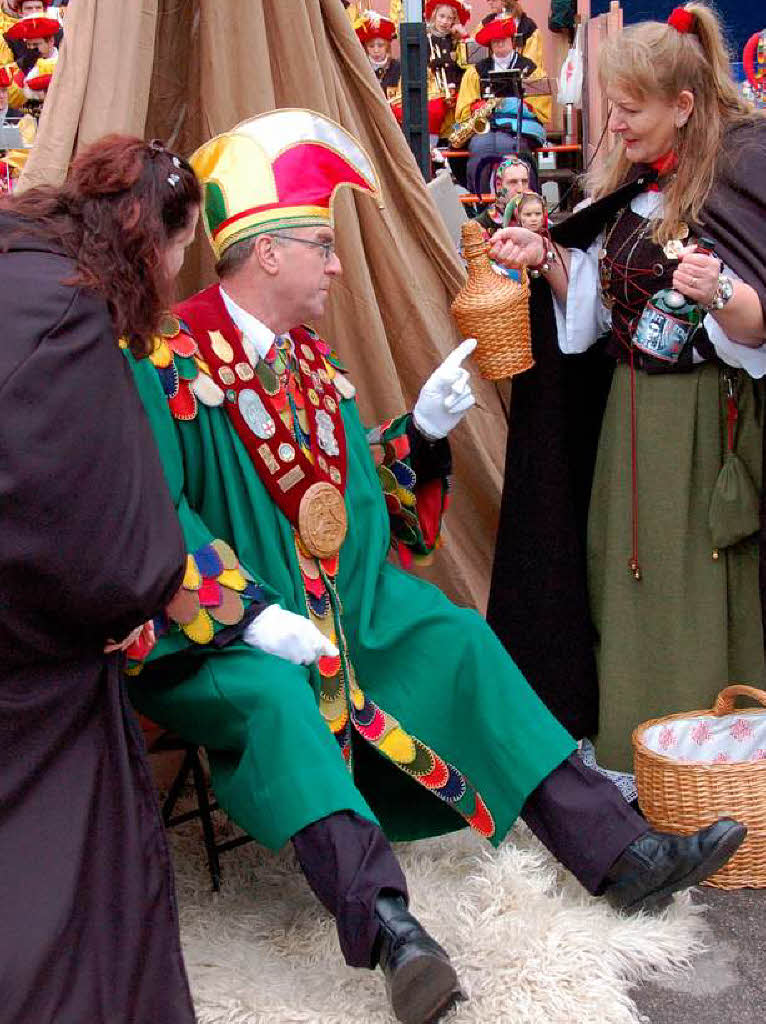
left=529, top=243, right=557, bottom=279
left=703, top=273, right=734, bottom=312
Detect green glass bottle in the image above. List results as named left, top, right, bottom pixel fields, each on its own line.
left=633, top=237, right=715, bottom=364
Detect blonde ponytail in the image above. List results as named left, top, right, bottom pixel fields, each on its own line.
left=588, top=2, right=761, bottom=245
left=686, top=3, right=752, bottom=121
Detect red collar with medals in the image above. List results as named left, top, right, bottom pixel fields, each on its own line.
left=176, top=286, right=348, bottom=559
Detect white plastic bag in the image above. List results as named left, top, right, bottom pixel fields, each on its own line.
left=558, top=25, right=584, bottom=108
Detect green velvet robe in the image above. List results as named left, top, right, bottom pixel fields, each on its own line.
left=127, top=287, right=575, bottom=851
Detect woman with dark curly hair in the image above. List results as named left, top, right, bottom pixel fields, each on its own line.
left=0, top=135, right=200, bottom=1023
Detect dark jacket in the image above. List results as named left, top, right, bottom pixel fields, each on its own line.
left=0, top=215, right=195, bottom=1024
left=375, top=57, right=400, bottom=95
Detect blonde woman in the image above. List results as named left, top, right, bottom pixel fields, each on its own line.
left=488, top=4, right=766, bottom=773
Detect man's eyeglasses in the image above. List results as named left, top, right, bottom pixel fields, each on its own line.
left=273, top=234, right=336, bottom=261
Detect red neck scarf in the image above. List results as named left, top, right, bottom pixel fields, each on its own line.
left=646, top=150, right=678, bottom=190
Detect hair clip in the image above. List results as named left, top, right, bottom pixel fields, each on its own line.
left=167, top=173, right=181, bottom=188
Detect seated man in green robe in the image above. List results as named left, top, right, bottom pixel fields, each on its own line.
left=126, top=112, right=745, bottom=1024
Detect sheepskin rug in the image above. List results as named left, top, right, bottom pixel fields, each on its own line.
left=171, top=820, right=711, bottom=1024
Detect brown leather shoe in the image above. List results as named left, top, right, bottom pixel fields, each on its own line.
left=374, top=894, right=465, bottom=1024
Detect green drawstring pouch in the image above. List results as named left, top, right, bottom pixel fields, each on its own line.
left=708, top=451, right=761, bottom=549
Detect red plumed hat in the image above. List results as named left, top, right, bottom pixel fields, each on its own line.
left=474, top=16, right=517, bottom=48
left=26, top=67, right=53, bottom=91
left=354, top=12, right=397, bottom=46
left=5, top=15, right=60, bottom=40
left=425, top=1, right=471, bottom=27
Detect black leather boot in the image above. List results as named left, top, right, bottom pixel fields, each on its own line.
left=374, top=894, right=464, bottom=1024
left=603, top=818, right=747, bottom=913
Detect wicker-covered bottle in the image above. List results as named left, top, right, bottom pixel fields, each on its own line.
left=451, top=219, right=533, bottom=381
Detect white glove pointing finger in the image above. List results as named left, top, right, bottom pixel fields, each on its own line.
left=445, top=391, right=475, bottom=414
left=413, top=338, right=477, bottom=440
left=438, top=338, right=478, bottom=378
left=450, top=368, right=470, bottom=394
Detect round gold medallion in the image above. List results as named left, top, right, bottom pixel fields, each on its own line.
left=159, top=313, right=181, bottom=339
left=298, top=482, right=347, bottom=559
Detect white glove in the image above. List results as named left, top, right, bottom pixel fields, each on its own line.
left=243, top=606, right=338, bottom=665
left=412, top=338, right=477, bottom=441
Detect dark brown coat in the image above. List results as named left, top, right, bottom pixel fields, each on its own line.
left=0, top=215, right=195, bottom=1023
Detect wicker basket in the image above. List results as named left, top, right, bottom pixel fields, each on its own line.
left=633, top=685, right=766, bottom=889
left=451, top=220, right=533, bottom=381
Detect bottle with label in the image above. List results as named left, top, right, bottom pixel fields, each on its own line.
left=633, top=236, right=716, bottom=364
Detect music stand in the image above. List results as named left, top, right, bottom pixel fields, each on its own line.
left=484, top=68, right=525, bottom=151
left=479, top=71, right=554, bottom=151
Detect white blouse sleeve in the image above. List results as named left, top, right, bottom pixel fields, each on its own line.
left=703, top=263, right=766, bottom=379
left=551, top=232, right=613, bottom=354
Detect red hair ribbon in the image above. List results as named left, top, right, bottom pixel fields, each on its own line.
left=668, top=7, right=695, bottom=34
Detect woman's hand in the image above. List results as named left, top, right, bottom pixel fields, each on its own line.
left=672, top=246, right=720, bottom=307
left=490, top=227, right=546, bottom=270
left=105, top=620, right=156, bottom=655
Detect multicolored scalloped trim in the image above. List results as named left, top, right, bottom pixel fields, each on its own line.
left=349, top=672, right=495, bottom=838
left=149, top=314, right=222, bottom=421
left=126, top=539, right=265, bottom=672
left=294, top=533, right=495, bottom=839
left=368, top=418, right=446, bottom=567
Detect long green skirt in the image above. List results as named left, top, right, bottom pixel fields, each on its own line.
left=590, top=362, right=765, bottom=771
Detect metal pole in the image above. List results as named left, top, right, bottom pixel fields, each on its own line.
left=399, top=0, right=430, bottom=181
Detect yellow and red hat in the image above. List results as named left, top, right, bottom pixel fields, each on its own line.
left=354, top=11, right=397, bottom=46
left=190, top=109, right=382, bottom=262
left=425, top=1, right=471, bottom=27
left=5, top=15, right=60, bottom=40
left=26, top=55, right=55, bottom=91
left=475, top=15, right=517, bottom=47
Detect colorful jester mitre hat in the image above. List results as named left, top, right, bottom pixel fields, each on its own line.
left=190, top=108, right=382, bottom=261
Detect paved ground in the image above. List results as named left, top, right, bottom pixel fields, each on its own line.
left=632, top=887, right=766, bottom=1023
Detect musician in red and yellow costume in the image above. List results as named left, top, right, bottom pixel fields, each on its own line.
left=387, top=0, right=469, bottom=143
left=454, top=13, right=549, bottom=193
left=354, top=9, right=400, bottom=98
left=4, top=12, right=59, bottom=104
left=0, top=0, right=18, bottom=66
left=125, top=110, right=746, bottom=1024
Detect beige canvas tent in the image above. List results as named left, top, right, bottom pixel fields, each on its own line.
left=21, top=0, right=509, bottom=609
